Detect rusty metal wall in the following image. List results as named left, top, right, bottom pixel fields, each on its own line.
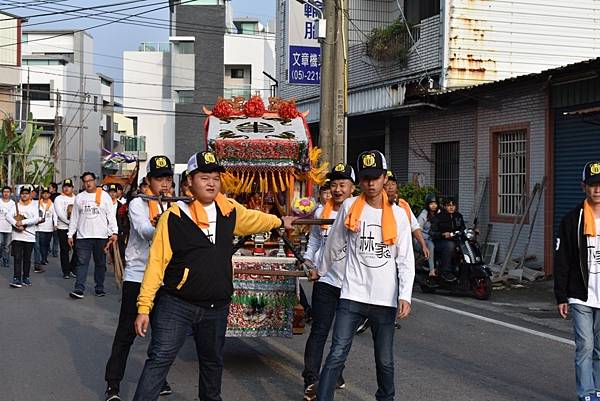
left=445, top=0, right=600, bottom=88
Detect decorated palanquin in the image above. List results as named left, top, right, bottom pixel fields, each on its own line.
left=203, top=95, right=328, bottom=338
left=227, top=257, right=297, bottom=337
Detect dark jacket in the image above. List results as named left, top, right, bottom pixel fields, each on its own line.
left=430, top=210, right=466, bottom=240
left=554, top=202, right=589, bottom=304
left=137, top=199, right=282, bottom=314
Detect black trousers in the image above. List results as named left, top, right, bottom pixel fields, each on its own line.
left=12, top=240, right=33, bottom=279
left=57, top=229, right=77, bottom=276
left=105, top=281, right=141, bottom=387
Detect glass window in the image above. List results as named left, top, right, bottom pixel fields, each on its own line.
left=177, top=90, right=194, bottom=104
left=24, top=84, right=51, bottom=101
left=495, top=130, right=527, bottom=216
left=231, top=68, right=245, bottom=79
left=175, top=42, right=194, bottom=54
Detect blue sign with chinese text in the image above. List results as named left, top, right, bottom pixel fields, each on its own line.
left=288, top=45, right=321, bottom=85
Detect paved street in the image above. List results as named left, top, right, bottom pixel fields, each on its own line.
left=0, top=257, right=575, bottom=401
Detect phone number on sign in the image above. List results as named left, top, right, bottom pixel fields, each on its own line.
left=290, top=70, right=320, bottom=82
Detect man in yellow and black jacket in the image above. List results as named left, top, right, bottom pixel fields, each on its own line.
left=132, top=150, right=296, bottom=401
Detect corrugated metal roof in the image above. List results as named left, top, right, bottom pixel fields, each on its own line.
left=0, top=10, right=27, bottom=21
left=432, top=57, right=600, bottom=98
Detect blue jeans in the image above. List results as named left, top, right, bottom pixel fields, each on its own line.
left=303, top=281, right=343, bottom=386
left=317, top=299, right=397, bottom=401
left=51, top=231, right=59, bottom=256
left=34, top=231, right=52, bottom=265
left=133, top=292, right=229, bottom=401
left=74, top=238, right=107, bottom=293
left=434, top=239, right=455, bottom=274
left=0, top=232, right=10, bottom=267
left=571, top=303, right=600, bottom=397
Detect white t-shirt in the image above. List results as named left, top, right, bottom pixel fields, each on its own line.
left=570, top=218, right=600, bottom=308
left=322, top=197, right=415, bottom=307
left=178, top=201, right=217, bottom=244
left=53, top=194, right=75, bottom=230
left=37, top=201, right=55, bottom=232
left=304, top=205, right=343, bottom=288
left=67, top=190, right=119, bottom=239
left=0, top=199, right=15, bottom=233
left=202, top=202, right=217, bottom=244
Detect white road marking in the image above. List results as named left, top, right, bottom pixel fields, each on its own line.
left=412, top=297, right=575, bottom=347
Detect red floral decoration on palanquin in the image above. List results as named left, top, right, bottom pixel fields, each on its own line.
left=243, top=96, right=266, bottom=117
left=278, top=100, right=299, bottom=120
left=212, top=98, right=234, bottom=119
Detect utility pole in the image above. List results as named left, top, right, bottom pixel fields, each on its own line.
left=318, top=0, right=336, bottom=164
left=318, top=0, right=348, bottom=165
left=53, top=91, right=61, bottom=181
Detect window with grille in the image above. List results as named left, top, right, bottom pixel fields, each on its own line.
left=493, top=128, right=528, bottom=218
left=434, top=141, right=459, bottom=202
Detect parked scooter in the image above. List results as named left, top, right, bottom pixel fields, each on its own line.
left=415, top=228, right=493, bottom=300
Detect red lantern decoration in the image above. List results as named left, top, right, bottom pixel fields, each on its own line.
left=243, top=96, right=266, bottom=117
left=212, top=98, right=234, bottom=119
left=278, top=100, right=299, bottom=120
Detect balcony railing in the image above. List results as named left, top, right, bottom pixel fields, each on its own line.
left=120, top=135, right=147, bottom=160
left=138, top=42, right=171, bottom=52
left=223, top=84, right=252, bottom=99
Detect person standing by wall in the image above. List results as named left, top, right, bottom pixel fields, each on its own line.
left=555, top=161, right=600, bottom=401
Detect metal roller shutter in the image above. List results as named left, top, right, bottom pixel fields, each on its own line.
left=554, top=111, right=600, bottom=234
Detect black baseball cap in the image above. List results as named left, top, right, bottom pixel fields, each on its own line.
left=40, top=186, right=50, bottom=193
left=583, top=161, right=600, bottom=186
left=20, top=185, right=32, bottom=194
left=147, top=155, right=174, bottom=178
left=357, top=150, right=388, bottom=180
left=327, top=163, right=356, bottom=183
left=62, top=178, right=74, bottom=187
left=386, top=170, right=397, bottom=182
left=107, top=183, right=118, bottom=192
left=319, top=179, right=331, bottom=191
left=187, top=151, right=225, bottom=175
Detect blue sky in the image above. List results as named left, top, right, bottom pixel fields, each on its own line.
left=4, top=0, right=276, bottom=96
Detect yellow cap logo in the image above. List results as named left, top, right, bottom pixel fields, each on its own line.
left=155, top=157, right=167, bottom=168
left=334, top=163, right=346, bottom=172
left=591, top=163, right=600, bottom=175
left=204, top=152, right=216, bottom=164
left=387, top=170, right=393, bottom=177
left=362, top=153, right=376, bottom=167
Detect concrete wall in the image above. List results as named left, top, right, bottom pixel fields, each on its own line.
left=224, top=33, right=275, bottom=101
left=407, top=84, right=548, bottom=267
left=123, top=51, right=175, bottom=175
left=408, top=105, right=477, bottom=218
left=21, top=31, right=102, bottom=182
left=173, top=5, right=225, bottom=162
left=474, top=84, right=547, bottom=266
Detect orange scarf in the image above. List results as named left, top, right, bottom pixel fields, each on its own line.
left=40, top=198, right=53, bottom=210
left=583, top=199, right=598, bottom=237
left=188, top=193, right=233, bottom=229
left=345, top=192, right=397, bottom=245
left=19, top=199, right=31, bottom=206
left=94, top=188, right=102, bottom=206
left=398, top=198, right=413, bottom=222
left=320, top=199, right=335, bottom=230
left=144, top=188, right=161, bottom=222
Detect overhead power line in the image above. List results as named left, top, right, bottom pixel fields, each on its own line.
left=0, top=0, right=200, bottom=48
left=0, top=0, right=149, bottom=21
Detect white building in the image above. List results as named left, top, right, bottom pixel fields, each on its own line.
left=21, top=29, right=103, bottom=182
left=122, top=2, right=276, bottom=173
left=0, top=11, right=26, bottom=119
